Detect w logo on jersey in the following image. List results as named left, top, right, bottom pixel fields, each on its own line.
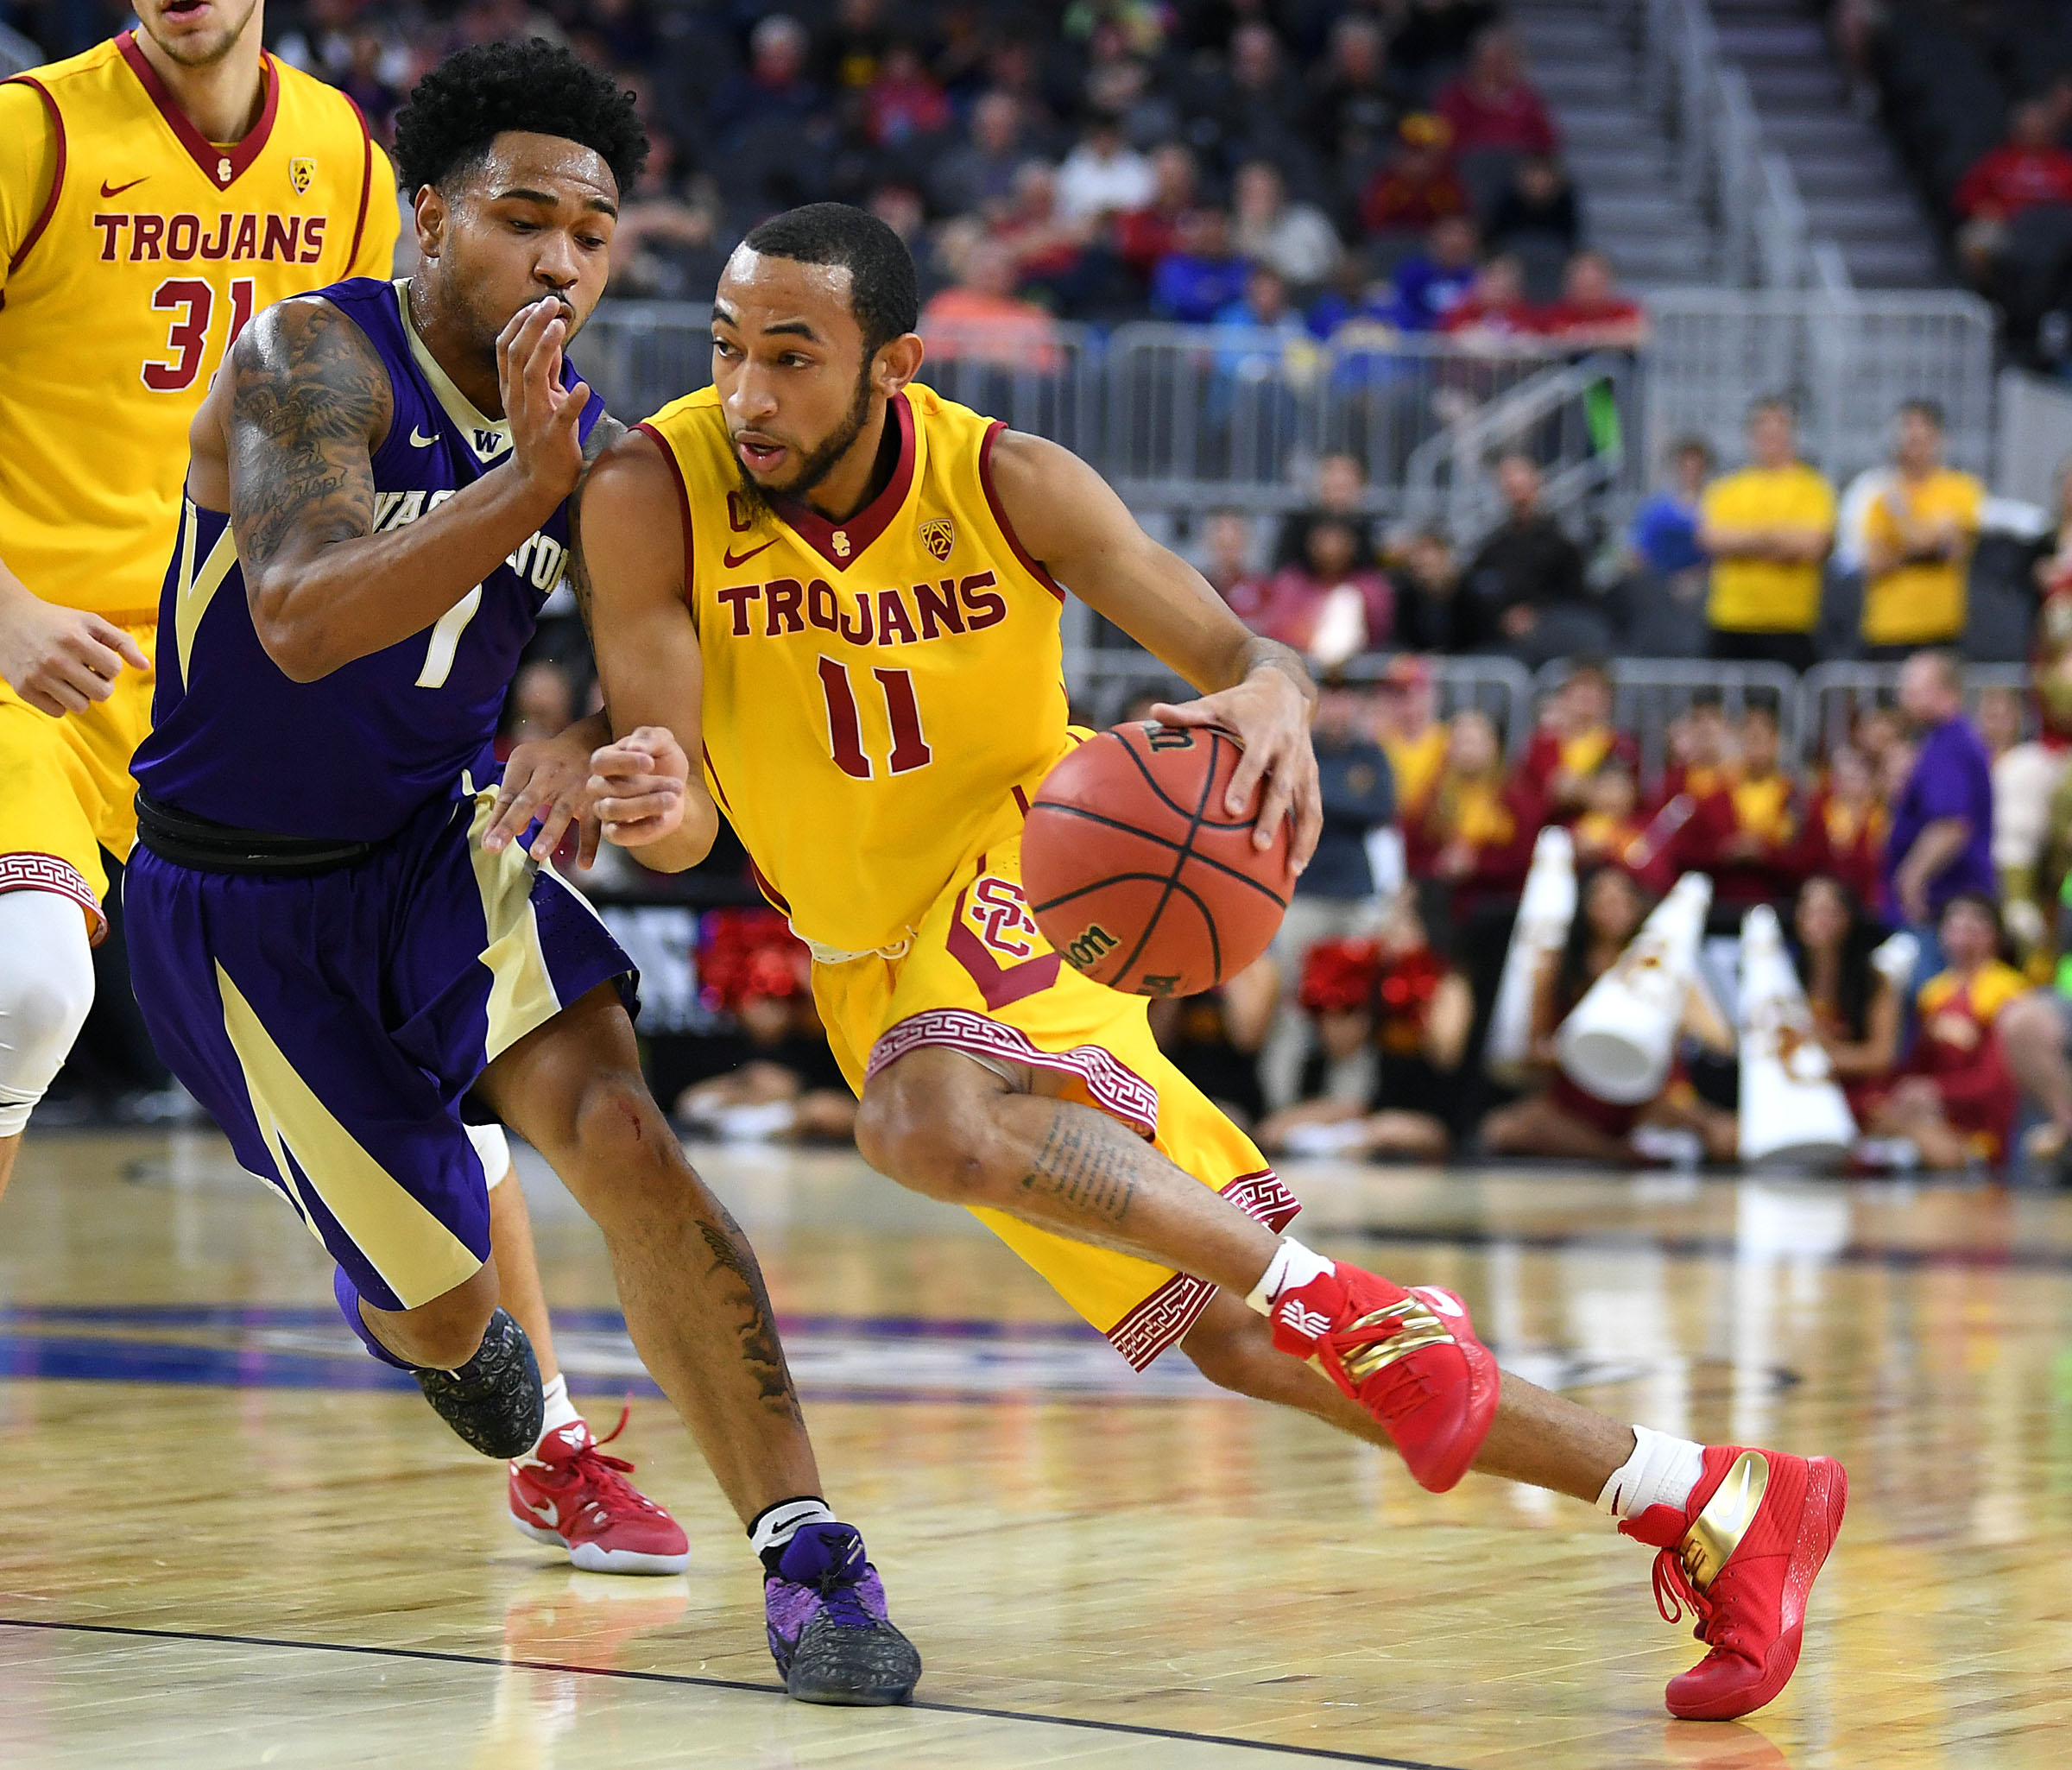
left=472, top=428, right=512, bottom=460
left=288, top=157, right=316, bottom=196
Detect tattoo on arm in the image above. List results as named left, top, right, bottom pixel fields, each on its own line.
left=697, top=1212, right=805, bottom=1422
left=1018, top=1109, right=1138, bottom=1225
left=227, top=299, right=390, bottom=578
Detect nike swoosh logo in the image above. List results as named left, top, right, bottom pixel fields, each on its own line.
left=723, top=539, right=776, bottom=569
left=408, top=426, right=438, bottom=447
left=99, top=176, right=148, bottom=198
left=527, top=1498, right=559, bottom=1528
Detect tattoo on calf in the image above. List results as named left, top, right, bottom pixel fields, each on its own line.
left=697, top=1214, right=805, bottom=1422
left=1019, top=1109, right=1138, bottom=1225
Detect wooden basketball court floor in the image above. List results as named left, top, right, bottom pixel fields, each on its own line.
left=2, top=1131, right=2067, bottom=1769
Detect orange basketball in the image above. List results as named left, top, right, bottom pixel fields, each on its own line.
left=1021, top=722, right=1295, bottom=998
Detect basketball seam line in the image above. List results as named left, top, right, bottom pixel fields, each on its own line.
left=1025, top=803, right=1291, bottom=908
left=1113, top=722, right=1256, bottom=829
left=1108, top=730, right=1222, bottom=985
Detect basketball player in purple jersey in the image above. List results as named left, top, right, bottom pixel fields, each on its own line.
left=123, top=43, right=917, bottom=1704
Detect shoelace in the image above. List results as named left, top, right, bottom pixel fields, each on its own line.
left=1650, top=1546, right=1718, bottom=1641
left=559, top=1404, right=664, bottom=1520
left=806, top=1535, right=876, bottom=1629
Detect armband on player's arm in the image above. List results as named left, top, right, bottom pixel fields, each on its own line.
left=566, top=427, right=718, bottom=872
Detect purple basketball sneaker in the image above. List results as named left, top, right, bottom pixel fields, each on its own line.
left=764, top=1522, right=920, bottom=1704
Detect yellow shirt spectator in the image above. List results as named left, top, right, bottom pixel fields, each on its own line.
left=1860, top=469, right=1984, bottom=647
left=1701, top=464, right=1838, bottom=634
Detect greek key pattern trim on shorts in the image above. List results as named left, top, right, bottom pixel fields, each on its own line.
left=1106, top=1169, right=1301, bottom=1371
left=864, top=1008, right=1162, bottom=1138
left=0, top=852, right=106, bottom=945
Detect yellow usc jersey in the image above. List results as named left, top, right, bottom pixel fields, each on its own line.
left=0, top=31, right=399, bottom=619
left=640, top=383, right=1074, bottom=955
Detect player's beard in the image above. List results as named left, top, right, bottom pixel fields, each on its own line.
left=731, top=365, right=874, bottom=517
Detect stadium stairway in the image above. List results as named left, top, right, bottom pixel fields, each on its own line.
left=1707, top=0, right=1945, bottom=288
left=1509, top=0, right=1721, bottom=290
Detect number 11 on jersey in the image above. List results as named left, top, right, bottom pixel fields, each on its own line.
left=818, top=657, right=932, bottom=779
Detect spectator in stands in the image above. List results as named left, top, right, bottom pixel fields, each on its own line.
left=1481, top=863, right=1738, bottom=1164
left=1485, top=155, right=1580, bottom=255
left=1407, top=707, right=1541, bottom=908
left=1886, top=651, right=1996, bottom=953
left=1375, top=654, right=1450, bottom=831
left=864, top=38, right=952, bottom=149
left=1711, top=699, right=1804, bottom=914
left=1390, top=0, right=1505, bottom=95
left=1800, top=743, right=1888, bottom=909
left=991, top=160, right=1098, bottom=306
left=1197, top=508, right=1261, bottom=603
left=1627, top=437, right=1714, bottom=589
left=1570, top=754, right=1664, bottom=886
left=920, top=238, right=1061, bottom=368
left=1535, top=251, right=1649, bottom=349
left=1055, top=112, right=1154, bottom=224
left=1521, top=658, right=1638, bottom=822
left=1980, top=685, right=2069, bottom=963
left=929, top=90, right=1030, bottom=219
left=1460, top=452, right=1591, bottom=654
left=1147, top=961, right=1278, bottom=1129
left=1435, top=28, right=1559, bottom=156
left=1273, top=453, right=1375, bottom=571
left=1867, top=893, right=2024, bottom=1169
left=1257, top=678, right=1396, bottom=1110
left=1860, top=399, right=1985, bottom=656
left=1659, top=691, right=1736, bottom=806
left=1792, top=874, right=1901, bottom=1131
left=1391, top=527, right=1472, bottom=652
left=1696, top=396, right=1836, bottom=673
left=1439, top=253, right=1538, bottom=338
left=1213, top=22, right=1313, bottom=176
left=1358, top=113, right=1470, bottom=243
left=1308, top=14, right=1403, bottom=172
left=609, top=138, right=727, bottom=303
left=1387, top=214, right=1481, bottom=332
left=1114, top=142, right=1201, bottom=284
left=1232, top=159, right=1342, bottom=294
left=1149, top=207, right=1250, bottom=322
left=717, top=14, right=824, bottom=151
left=1252, top=518, right=1395, bottom=667
left=1953, top=98, right=2072, bottom=283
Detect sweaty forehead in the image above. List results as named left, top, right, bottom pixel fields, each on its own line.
left=716, top=249, right=860, bottom=335
left=466, top=131, right=618, bottom=205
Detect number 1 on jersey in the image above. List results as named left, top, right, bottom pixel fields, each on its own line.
left=818, top=658, right=932, bottom=779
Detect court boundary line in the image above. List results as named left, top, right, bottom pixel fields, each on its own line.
left=0, top=1615, right=1465, bottom=1768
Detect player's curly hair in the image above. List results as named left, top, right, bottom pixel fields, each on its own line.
left=393, top=39, right=647, bottom=198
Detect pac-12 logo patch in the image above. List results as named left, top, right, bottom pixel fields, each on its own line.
left=919, top=517, right=955, bottom=562
left=288, top=156, right=317, bottom=196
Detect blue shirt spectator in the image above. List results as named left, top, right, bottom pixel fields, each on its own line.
left=1885, top=654, right=1996, bottom=926
left=1388, top=214, right=1481, bottom=332
left=1627, top=438, right=1715, bottom=578
left=1150, top=209, right=1250, bottom=322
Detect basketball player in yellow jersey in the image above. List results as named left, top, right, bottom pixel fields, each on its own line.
left=0, top=0, right=391, bottom=1194
left=565, top=203, right=1851, bottom=1721
left=0, top=9, right=688, bottom=1577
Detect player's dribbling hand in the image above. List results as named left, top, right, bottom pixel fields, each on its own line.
left=1150, top=668, right=1323, bottom=874
left=483, top=727, right=603, bottom=869
left=496, top=295, right=591, bottom=506
left=591, top=725, right=691, bottom=850
left=0, top=591, right=151, bottom=718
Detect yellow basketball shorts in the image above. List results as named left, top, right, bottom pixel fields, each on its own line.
left=0, top=617, right=156, bottom=944
left=813, top=831, right=1298, bottom=1370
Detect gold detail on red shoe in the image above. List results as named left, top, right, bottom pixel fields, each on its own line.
left=1336, top=1297, right=1458, bottom=1385
left=1680, top=1450, right=1771, bottom=1590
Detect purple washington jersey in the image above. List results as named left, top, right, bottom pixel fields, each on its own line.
left=134, top=275, right=606, bottom=841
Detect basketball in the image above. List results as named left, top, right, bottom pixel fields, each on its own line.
left=1020, top=721, right=1296, bottom=998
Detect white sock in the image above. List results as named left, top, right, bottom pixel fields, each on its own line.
left=517, top=1375, right=584, bottom=1463
left=1596, top=1424, right=1706, bottom=1520
left=749, top=1496, right=835, bottom=1563
left=1243, top=1236, right=1336, bottom=1317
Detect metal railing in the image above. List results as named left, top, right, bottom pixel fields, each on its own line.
left=1797, top=662, right=2034, bottom=757
left=1535, top=658, right=1803, bottom=787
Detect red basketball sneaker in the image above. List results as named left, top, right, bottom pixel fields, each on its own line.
left=1268, top=1268, right=1499, bottom=1492
left=509, top=1408, right=691, bottom=1576
left=1620, top=1444, right=1848, bottom=1720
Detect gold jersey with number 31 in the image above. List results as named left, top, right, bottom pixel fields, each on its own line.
left=0, top=31, right=397, bottom=620
left=637, top=383, right=1073, bottom=955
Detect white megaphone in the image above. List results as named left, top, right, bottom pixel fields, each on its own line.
left=1869, top=928, right=1920, bottom=1001
left=1557, top=872, right=1712, bottom=1104
left=1486, top=825, right=1576, bottom=1083
left=1736, top=905, right=1856, bottom=1169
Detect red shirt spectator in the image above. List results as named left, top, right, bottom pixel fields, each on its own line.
left=1439, top=256, right=1538, bottom=338
left=1406, top=711, right=1545, bottom=913
left=864, top=42, right=951, bottom=146
left=1794, top=747, right=1887, bottom=909
left=1115, top=143, right=1202, bottom=281
left=1359, top=114, right=1469, bottom=237
left=1954, top=99, right=2072, bottom=218
left=1241, top=520, right=1394, bottom=663
left=1435, top=29, right=1558, bottom=155
left=1531, top=252, right=1649, bottom=348
left=1519, top=662, right=1638, bottom=822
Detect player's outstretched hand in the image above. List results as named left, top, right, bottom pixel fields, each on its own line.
left=496, top=295, right=591, bottom=506
left=1150, top=670, right=1322, bottom=874
left=483, top=725, right=603, bottom=869
left=0, top=593, right=151, bottom=718
left=591, top=725, right=691, bottom=850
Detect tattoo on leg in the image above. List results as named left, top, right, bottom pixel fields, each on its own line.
left=697, top=1212, right=804, bottom=1423
left=1019, top=1109, right=1138, bottom=1225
